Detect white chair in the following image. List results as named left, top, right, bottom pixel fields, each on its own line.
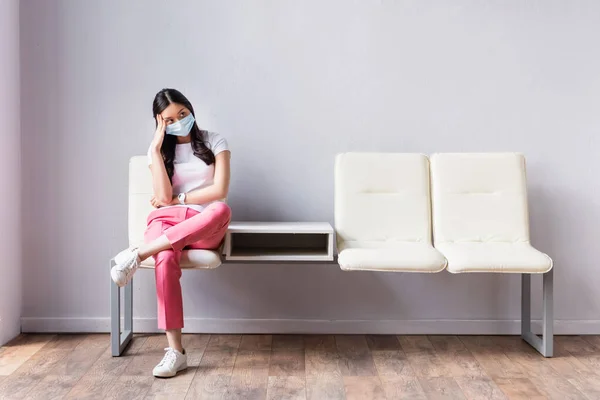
left=430, top=153, right=553, bottom=356
left=110, top=156, right=223, bottom=356
left=334, top=153, right=447, bottom=272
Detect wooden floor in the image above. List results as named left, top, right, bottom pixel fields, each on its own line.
left=0, top=334, right=599, bottom=399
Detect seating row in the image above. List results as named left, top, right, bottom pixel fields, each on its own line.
left=111, top=152, right=553, bottom=358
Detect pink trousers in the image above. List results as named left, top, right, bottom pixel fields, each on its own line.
left=144, top=202, right=231, bottom=330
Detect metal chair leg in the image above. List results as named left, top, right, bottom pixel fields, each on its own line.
left=521, top=269, right=554, bottom=357
left=110, top=259, right=133, bottom=357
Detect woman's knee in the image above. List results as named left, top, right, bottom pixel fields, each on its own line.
left=208, top=202, right=232, bottom=221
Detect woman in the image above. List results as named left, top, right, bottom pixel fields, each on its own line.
left=110, top=88, right=232, bottom=378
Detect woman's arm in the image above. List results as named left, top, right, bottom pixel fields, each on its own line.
left=149, top=115, right=173, bottom=204
left=169, top=150, right=231, bottom=206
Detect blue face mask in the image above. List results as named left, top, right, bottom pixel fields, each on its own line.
left=165, top=113, right=195, bottom=136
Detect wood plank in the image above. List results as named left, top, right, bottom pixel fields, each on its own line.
left=186, top=375, right=231, bottom=400
left=231, top=350, right=271, bottom=379
left=429, top=336, right=486, bottom=377
left=567, top=372, right=600, bottom=399
left=272, top=335, right=304, bottom=350
left=65, top=374, right=116, bottom=399
left=181, top=334, right=210, bottom=350
left=8, top=333, right=600, bottom=400
left=78, top=334, right=110, bottom=349
left=225, top=350, right=271, bottom=399
left=206, top=334, right=242, bottom=351
left=337, top=351, right=378, bottom=377
left=459, top=336, right=527, bottom=379
left=580, top=335, right=600, bottom=349
left=398, top=336, right=451, bottom=378
left=52, top=340, right=107, bottom=377
left=528, top=375, right=586, bottom=400
left=0, top=372, right=40, bottom=399
left=269, top=348, right=305, bottom=377
left=454, top=377, right=507, bottom=400
left=555, top=336, right=599, bottom=354
left=491, top=337, right=585, bottom=399
left=267, top=376, right=306, bottom=400
left=139, top=334, right=169, bottom=355
left=305, top=349, right=341, bottom=378
left=0, top=334, right=56, bottom=375
left=371, top=350, right=415, bottom=377
left=25, top=375, right=81, bottom=400
left=545, top=341, right=592, bottom=379
left=418, top=377, right=467, bottom=399
left=85, top=335, right=147, bottom=377
left=145, top=394, right=186, bottom=400
left=105, top=375, right=154, bottom=400
left=303, top=335, right=336, bottom=351
left=196, top=349, right=238, bottom=376
left=343, top=376, right=386, bottom=400
left=43, top=334, right=86, bottom=350
left=0, top=335, right=69, bottom=399
left=335, top=335, right=377, bottom=377
left=365, top=335, right=401, bottom=351
left=225, top=376, right=269, bottom=400
left=124, top=353, right=164, bottom=376
left=493, top=378, right=547, bottom=400
left=335, top=335, right=370, bottom=353
left=240, top=335, right=272, bottom=351
left=379, top=375, right=426, bottom=399
left=12, top=347, right=69, bottom=377
left=306, top=375, right=346, bottom=400
left=182, top=347, right=206, bottom=369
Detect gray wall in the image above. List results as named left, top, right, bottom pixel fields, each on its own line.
left=20, top=0, right=600, bottom=334
left=0, top=0, right=21, bottom=345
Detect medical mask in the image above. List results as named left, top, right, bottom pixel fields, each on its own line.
left=165, top=114, right=195, bottom=136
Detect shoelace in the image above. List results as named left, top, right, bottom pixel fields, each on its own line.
left=118, top=251, right=138, bottom=275
left=158, top=347, right=178, bottom=368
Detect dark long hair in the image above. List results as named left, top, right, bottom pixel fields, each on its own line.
left=152, top=88, right=215, bottom=181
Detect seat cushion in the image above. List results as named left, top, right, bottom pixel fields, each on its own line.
left=140, top=249, right=222, bottom=270
left=338, top=242, right=447, bottom=272
left=436, top=242, right=552, bottom=273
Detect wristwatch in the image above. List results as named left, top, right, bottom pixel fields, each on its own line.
left=178, top=193, right=186, bottom=205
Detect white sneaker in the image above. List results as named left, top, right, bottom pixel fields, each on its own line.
left=110, top=247, right=141, bottom=287
left=153, top=347, right=188, bottom=378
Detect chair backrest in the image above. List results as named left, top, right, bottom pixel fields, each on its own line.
left=334, top=152, right=433, bottom=249
left=430, top=153, right=530, bottom=245
left=128, top=156, right=154, bottom=247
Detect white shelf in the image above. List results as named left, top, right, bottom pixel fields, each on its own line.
left=224, top=222, right=334, bottom=262
left=227, top=221, right=333, bottom=234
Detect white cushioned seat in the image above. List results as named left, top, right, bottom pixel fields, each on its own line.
left=128, top=156, right=222, bottom=269
left=430, top=153, right=552, bottom=274
left=334, top=153, right=447, bottom=272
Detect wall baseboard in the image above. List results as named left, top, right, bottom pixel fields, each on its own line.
left=20, top=317, right=600, bottom=335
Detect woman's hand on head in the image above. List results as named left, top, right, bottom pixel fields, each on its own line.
left=151, top=114, right=166, bottom=150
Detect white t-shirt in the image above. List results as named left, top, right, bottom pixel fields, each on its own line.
left=147, top=131, right=229, bottom=212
